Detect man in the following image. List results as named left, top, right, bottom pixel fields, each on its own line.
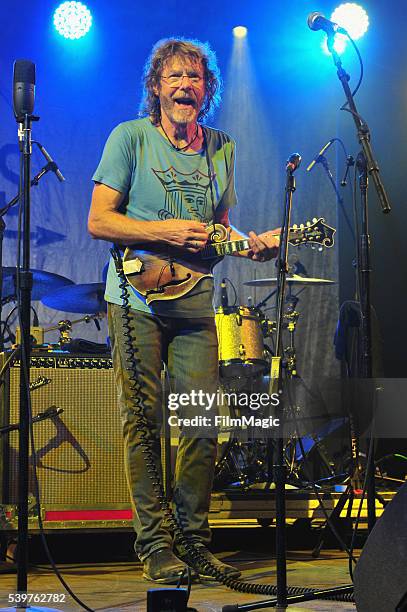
left=88, top=37, right=278, bottom=584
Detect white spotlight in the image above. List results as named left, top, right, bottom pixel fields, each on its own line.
left=331, top=3, right=369, bottom=40
left=233, top=26, right=248, bottom=39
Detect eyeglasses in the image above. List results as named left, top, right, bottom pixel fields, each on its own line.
left=160, top=73, right=204, bottom=87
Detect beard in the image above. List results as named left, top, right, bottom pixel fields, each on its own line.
left=160, top=96, right=198, bottom=127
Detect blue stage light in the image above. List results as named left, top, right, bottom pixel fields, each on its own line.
left=53, top=1, right=92, bottom=40
left=331, top=3, right=369, bottom=40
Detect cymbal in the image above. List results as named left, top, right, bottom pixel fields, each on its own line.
left=244, top=274, right=335, bottom=287
left=2, top=267, right=74, bottom=301
left=42, top=283, right=106, bottom=314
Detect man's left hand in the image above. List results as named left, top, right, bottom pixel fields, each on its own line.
left=247, top=230, right=279, bottom=262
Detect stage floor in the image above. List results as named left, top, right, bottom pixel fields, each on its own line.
left=0, top=526, right=357, bottom=611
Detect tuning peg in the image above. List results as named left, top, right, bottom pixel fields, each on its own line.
left=312, top=217, right=317, bottom=223
left=306, top=221, right=311, bottom=227
left=292, top=224, right=298, bottom=229
left=300, top=223, right=304, bottom=230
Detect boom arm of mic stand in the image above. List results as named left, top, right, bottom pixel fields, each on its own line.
left=317, top=156, right=356, bottom=243
left=0, top=162, right=57, bottom=218
left=328, top=39, right=391, bottom=214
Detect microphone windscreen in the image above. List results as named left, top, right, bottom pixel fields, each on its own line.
left=13, top=59, right=36, bottom=84
left=13, top=59, right=36, bottom=119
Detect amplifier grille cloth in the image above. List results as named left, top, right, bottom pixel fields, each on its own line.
left=6, top=363, right=130, bottom=505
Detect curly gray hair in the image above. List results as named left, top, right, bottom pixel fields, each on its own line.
left=139, top=37, right=222, bottom=124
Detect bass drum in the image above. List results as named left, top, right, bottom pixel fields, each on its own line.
left=215, top=306, right=268, bottom=380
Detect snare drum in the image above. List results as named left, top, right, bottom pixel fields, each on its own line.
left=215, top=306, right=267, bottom=379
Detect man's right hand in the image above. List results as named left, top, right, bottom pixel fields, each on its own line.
left=157, top=219, right=209, bottom=253
left=88, top=184, right=209, bottom=251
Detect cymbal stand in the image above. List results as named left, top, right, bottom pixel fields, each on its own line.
left=280, top=293, right=338, bottom=488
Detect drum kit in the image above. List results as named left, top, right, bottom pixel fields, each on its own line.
left=1, top=266, right=344, bottom=491
left=0, top=267, right=106, bottom=349
left=215, top=274, right=335, bottom=381
left=213, top=274, right=342, bottom=491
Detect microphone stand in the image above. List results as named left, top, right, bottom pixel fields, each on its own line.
left=15, top=111, right=34, bottom=603
left=223, top=158, right=354, bottom=609
left=240, top=156, right=300, bottom=611
left=270, top=158, right=299, bottom=610
left=326, top=33, right=391, bottom=532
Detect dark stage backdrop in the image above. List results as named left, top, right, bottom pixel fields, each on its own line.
left=0, top=0, right=405, bottom=388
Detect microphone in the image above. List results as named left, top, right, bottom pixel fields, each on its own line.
left=220, top=278, right=229, bottom=308
left=13, top=59, right=36, bottom=121
left=34, top=141, right=66, bottom=182
left=286, top=153, right=301, bottom=173
left=306, top=139, right=335, bottom=172
left=307, top=12, right=347, bottom=36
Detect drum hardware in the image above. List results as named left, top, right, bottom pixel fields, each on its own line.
left=282, top=293, right=299, bottom=377
left=215, top=275, right=346, bottom=493
left=43, top=313, right=104, bottom=346
left=213, top=395, right=270, bottom=490
left=10, top=313, right=104, bottom=350
left=261, top=317, right=276, bottom=338
left=0, top=268, right=74, bottom=348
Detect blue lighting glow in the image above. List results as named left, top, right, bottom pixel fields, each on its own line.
left=331, top=3, right=369, bottom=40
left=321, top=34, right=348, bottom=56
left=53, top=1, right=92, bottom=40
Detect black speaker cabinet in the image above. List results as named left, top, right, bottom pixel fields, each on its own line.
left=0, top=353, right=133, bottom=530
left=354, top=481, right=407, bottom=611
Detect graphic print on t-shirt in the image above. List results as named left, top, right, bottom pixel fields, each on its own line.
left=152, top=166, right=215, bottom=221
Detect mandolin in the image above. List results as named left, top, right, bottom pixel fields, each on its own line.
left=122, top=217, right=336, bottom=304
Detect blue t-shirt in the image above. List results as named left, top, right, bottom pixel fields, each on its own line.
left=92, top=117, right=237, bottom=317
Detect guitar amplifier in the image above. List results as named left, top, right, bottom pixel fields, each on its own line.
left=0, top=352, right=133, bottom=531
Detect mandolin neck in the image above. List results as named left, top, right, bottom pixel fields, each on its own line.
left=202, top=237, right=250, bottom=258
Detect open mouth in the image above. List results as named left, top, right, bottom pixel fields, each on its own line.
left=174, top=97, right=195, bottom=107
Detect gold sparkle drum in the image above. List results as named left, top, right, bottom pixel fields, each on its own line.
left=215, top=306, right=267, bottom=379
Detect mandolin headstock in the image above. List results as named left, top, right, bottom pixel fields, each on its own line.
left=289, top=217, right=336, bottom=249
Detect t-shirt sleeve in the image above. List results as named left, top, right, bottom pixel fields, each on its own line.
left=92, top=123, right=134, bottom=193
left=218, top=138, right=238, bottom=210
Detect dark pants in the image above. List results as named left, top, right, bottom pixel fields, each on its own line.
left=108, top=303, right=218, bottom=561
